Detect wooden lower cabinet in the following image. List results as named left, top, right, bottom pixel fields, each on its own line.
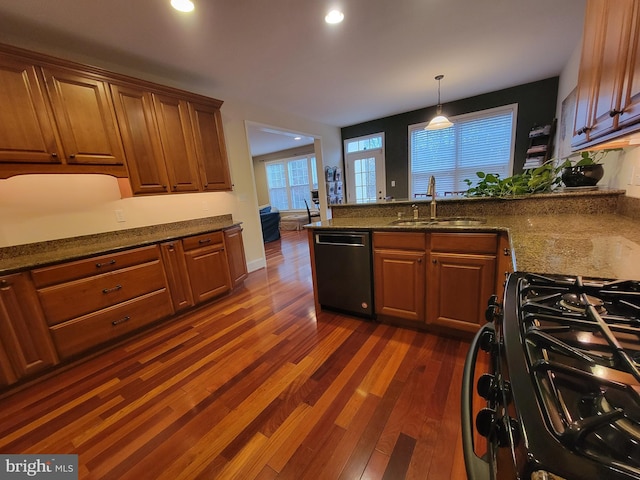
left=183, top=232, right=232, bottom=304
left=373, top=232, right=426, bottom=325
left=160, top=241, right=194, bottom=312
left=224, top=226, right=248, bottom=288
left=0, top=226, right=246, bottom=388
left=0, top=272, right=59, bottom=385
left=426, top=252, right=496, bottom=334
left=427, top=233, right=497, bottom=334
left=373, top=231, right=499, bottom=334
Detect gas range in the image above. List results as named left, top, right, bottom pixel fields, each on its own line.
left=463, top=272, right=640, bottom=480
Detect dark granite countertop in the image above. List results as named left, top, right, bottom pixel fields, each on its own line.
left=305, top=213, right=640, bottom=281
left=0, top=215, right=238, bottom=275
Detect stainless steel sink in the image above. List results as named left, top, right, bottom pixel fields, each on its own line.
left=431, top=217, right=486, bottom=226
left=389, top=219, right=434, bottom=226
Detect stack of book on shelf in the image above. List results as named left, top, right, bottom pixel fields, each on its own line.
left=524, top=121, right=555, bottom=170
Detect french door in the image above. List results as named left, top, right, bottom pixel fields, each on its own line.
left=345, top=148, right=385, bottom=203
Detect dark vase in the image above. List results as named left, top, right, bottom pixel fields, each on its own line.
left=561, top=164, right=604, bottom=187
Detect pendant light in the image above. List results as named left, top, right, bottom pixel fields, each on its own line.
left=425, top=75, right=453, bottom=130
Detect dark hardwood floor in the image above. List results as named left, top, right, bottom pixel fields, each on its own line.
left=0, top=230, right=487, bottom=479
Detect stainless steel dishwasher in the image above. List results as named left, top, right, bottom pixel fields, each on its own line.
left=313, top=230, right=374, bottom=318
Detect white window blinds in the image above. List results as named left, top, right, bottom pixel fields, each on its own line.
left=409, top=105, right=516, bottom=196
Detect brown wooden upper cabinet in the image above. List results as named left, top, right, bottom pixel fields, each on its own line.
left=110, top=84, right=171, bottom=194
left=0, top=53, right=62, bottom=165
left=573, top=0, right=640, bottom=147
left=0, top=44, right=232, bottom=192
left=41, top=67, right=126, bottom=166
left=152, top=93, right=202, bottom=193
left=189, top=101, right=232, bottom=191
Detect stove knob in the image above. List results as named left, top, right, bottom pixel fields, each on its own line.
left=477, top=373, right=498, bottom=402
left=476, top=408, right=496, bottom=438
left=485, top=294, right=502, bottom=322
left=487, top=294, right=499, bottom=307
left=479, top=328, right=495, bottom=353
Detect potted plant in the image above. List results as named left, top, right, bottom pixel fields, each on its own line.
left=464, top=160, right=563, bottom=197
left=559, top=149, right=620, bottom=188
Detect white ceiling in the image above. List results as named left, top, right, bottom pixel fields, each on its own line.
left=0, top=0, right=586, bottom=150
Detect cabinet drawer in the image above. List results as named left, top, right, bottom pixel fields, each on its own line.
left=373, top=232, right=426, bottom=250
left=50, top=289, right=173, bottom=359
left=31, top=245, right=160, bottom=288
left=38, top=260, right=167, bottom=325
left=182, top=231, right=224, bottom=251
left=430, top=233, right=497, bottom=254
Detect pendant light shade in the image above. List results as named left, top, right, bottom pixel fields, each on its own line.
left=425, top=75, right=453, bottom=130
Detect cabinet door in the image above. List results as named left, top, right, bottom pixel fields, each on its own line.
left=184, top=245, right=231, bottom=304
left=587, top=0, right=635, bottom=140
left=111, top=84, right=170, bottom=194
left=160, top=241, right=194, bottom=312
left=0, top=54, right=63, bottom=164
left=573, top=0, right=606, bottom=146
left=41, top=67, right=125, bottom=165
left=427, top=253, right=496, bottom=334
left=189, top=101, right=232, bottom=191
left=0, top=273, right=58, bottom=381
left=224, top=227, right=248, bottom=288
left=152, top=93, right=201, bottom=192
left=619, top=1, right=640, bottom=129
left=374, top=248, right=425, bottom=323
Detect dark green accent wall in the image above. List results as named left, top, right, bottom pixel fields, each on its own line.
left=341, top=77, right=559, bottom=199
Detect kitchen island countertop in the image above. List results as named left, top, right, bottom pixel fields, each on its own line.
left=305, top=213, right=640, bottom=281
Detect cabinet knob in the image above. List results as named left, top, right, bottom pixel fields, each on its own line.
left=417, top=258, right=422, bottom=263
left=204, top=183, right=208, bottom=188
left=503, top=248, right=510, bottom=256
left=162, top=184, right=167, bottom=190
left=51, top=152, right=58, bottom=158
left=172, top=185, right=177, bottom=191
left=69, top=154, right=76, bottom=159
left=432, top=259, right=437, bottom=264
left=0, top=279, right=9, bottom=288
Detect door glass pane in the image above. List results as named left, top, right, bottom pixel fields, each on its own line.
left=354, top=157, right=377, bottom=203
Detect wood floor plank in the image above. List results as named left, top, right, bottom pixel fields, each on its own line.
left=0, top=230, right=480, bottom=480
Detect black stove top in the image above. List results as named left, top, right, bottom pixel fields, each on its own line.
left=502, top=272, right=640, bottom=480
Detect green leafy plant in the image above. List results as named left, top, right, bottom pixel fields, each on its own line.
left=464, top=161, right=563, bottom=197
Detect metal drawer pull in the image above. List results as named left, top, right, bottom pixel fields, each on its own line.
left=102, top=284, right=122, bottom=294
left=96, top=259, right=117, bottom=268
left=112, top=316, right=130, bottom=326
left=198, top=238, right=212, bottom=244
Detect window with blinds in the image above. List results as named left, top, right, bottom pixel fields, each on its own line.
left=265, top=155, right=318, bottom=210
left=409, top=104, right=517, bottom=197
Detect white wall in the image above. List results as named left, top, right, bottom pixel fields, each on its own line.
left=0, top=44, right=342, bottom=272
left=557, top=32, right=640, bottom=199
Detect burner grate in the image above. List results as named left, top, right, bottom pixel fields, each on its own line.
left=516, top=273, right=640, bottom=477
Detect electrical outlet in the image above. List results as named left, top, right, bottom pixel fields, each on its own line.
left=201, top=200, right=209, bottom=212
left=391, top=180, right=396, bottom=187
left=114, top=209, right=126, bottom=223
left=629, top=167, right=635, bottom=185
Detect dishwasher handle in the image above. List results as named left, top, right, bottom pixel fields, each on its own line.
left=315, top=233, right=368, bottom=247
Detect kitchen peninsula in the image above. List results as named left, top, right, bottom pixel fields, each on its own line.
left=306, top=189, right=640, bottom=335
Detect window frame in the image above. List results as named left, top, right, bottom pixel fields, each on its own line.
left=407, top=104, right=517, bottom=197
left=264, top=154, right=317, bottom=211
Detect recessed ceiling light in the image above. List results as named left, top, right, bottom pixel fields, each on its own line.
left=171, top=0, right=194, bottom=13
left=325, top=9, right=344, bottom=24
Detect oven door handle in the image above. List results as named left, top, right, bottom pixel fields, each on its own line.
left=462, top=322, right=493, bottom=480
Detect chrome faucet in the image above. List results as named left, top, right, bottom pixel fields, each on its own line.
left=427, top=175, right=437, bottom=219
left=411, top=203, right=419, bottom=219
